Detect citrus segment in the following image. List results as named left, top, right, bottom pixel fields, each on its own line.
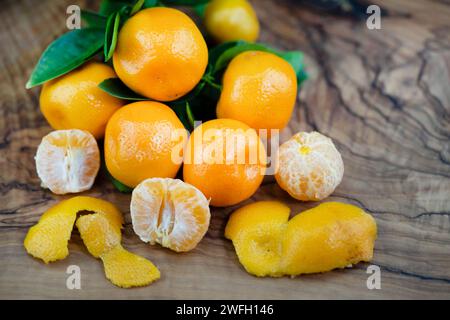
left=35, top=129, right=100, bottom=194
left=225, top=201, right=377, bottom=277
left=275, top=131, right=344, bottom=201
left=76, top=213, right=160, bottom=288
left=24, top=196, right=123, bottom=263
left=131, top=178, right=210, bottom=252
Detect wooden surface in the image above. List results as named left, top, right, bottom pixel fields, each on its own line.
left=1, top=0, right=450, bottom=299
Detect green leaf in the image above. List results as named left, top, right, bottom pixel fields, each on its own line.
left=212, top=42, right=271, bottom=74
left=26, top=28, right=104, bottom=88
left=208, top=40, right=243, bottom=67
left=108, top=172, right=133, bottom=193
left=104, top=12, right=121, bottom=61
left=170, top=76, right=207, bottom=106
left=131, top=0, right=145, bottom=14
left=169, top=103, right=191, bottom=131
left=186, top=102, right=195, bottom=129
left=98, top=78, right=148, bottom=100
left=143, top=0, right=159, bottom=7
left=277, top=51, right=308, bottom=86
left=209, top=40, right=308, bottom=86
left=99, top=0, right=135, bottom=16
left=81, top=10, right=107, bottom=28
left=161, top=0, right=210, bottom=5
left=193, top=3, right=208, bottom=18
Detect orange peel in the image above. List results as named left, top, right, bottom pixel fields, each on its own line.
left=24, top=196, right=123, bottom=263
left=225, top=201, right=377, bottom=277
left=76, top=213, right=160, bottom=288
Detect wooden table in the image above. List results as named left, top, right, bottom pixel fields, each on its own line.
left=1, top=0, right=449, bottom=299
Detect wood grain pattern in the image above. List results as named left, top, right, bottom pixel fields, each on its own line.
left=1, top=0, right=449, bottom=299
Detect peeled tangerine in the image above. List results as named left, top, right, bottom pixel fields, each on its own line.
left=131, top=178, right=211, bottom=252
left=24, top=196, right=160, bottom=288
left=225, top=201, right=377, bottom=277
left=275, top=131, right=344, bottom=201
left=35, top=129, right=100, bottom=194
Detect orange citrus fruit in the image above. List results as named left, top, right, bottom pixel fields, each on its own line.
left=204, top=0, right=260, bottom=43
left=131, top=178, right=210, bottom=252
left=113, top=7, right=208, bottom=101
left=35, top=129, right=100, bottom=194
left=225, top=201, right=377, bottom=277
left=40, top=62, right=125, bottom=139
left=275, top=131, right=344, bottom=201
left=216, top=51, right=297, bottom=133
left=183, top=119, right=266, bottom=207
left=104, top=101, right=187, bottom=188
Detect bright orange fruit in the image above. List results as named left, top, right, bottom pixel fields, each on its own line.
left=113, top=7, right=208, bottom=101
left=183, top=119, right=266, bottom=207
left=204, top=0, right=260, bottom=43
left=217, top=51, right=297, bottom=133
left=40, top=62, right=125, bottom=139
left=104, top=101, right=188, bottom=188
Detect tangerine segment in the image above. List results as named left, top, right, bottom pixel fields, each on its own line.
left=24, top=196, right=123, bottom=263
left=35, top=129, right=100, bottom=195
left=275, top=131, right=344, bottom=201
left=225, top=201, right=376, bottom=277
left=280, top=202, right=377, bottom=275
left=131, top=178, right=210, bottom=252
left=76, top=213, right=160, bottom=288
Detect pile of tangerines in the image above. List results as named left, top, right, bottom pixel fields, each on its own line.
left=25, top=0, right=377, bottom=288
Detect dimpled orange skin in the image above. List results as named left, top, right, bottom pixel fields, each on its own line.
left=104, top=101, right=187, bottom=188
left=216, top=51, right=297, bottom=133
left=113, top=7, right=208, bottom=101
left=204, top=0, right=260, bottom=43
left=183, top=119, right=266, bottom=207
left=40, top=62, right=125, bottom=139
